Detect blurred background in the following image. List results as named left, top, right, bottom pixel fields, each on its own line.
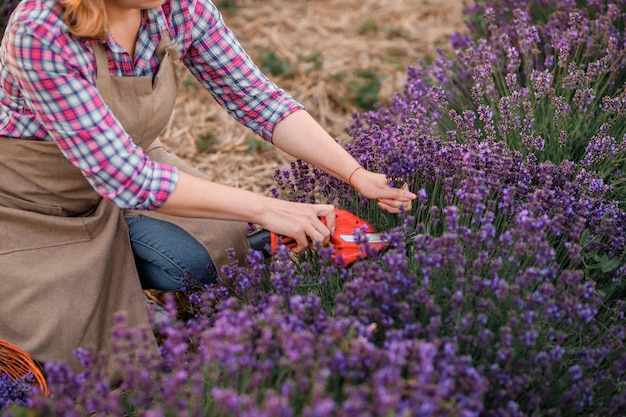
left=162, top=0, right=466, bottom=193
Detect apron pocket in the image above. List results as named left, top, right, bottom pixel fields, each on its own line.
left=0, top=191, right=64, bottom=216
left=0, top=205, right=91, bottom=254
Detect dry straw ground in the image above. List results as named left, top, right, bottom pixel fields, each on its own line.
left=160, top=0, right=467, bottom=194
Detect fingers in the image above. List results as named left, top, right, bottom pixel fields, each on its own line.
left=289, top=204, right=335, bottom=253
left=315, top=204, right=336, bottom=236
left=351, top=171, right=417, bottom=212
left=377, top=183, right=416, bottom=214
left=307, top=204, right=334, bottom=248
left=377, top=199, right=412, bottom=213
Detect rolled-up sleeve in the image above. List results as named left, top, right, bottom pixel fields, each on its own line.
left=180, top=0, right=304, bottom=141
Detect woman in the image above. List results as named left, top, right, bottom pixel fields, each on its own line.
left=0, top=0, right=415, bottom=370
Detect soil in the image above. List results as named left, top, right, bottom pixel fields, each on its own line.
left=160, top=0, right=468, bottom=194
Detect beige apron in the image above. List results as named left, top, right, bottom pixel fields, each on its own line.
left=0, top=31, right=248, bottom=370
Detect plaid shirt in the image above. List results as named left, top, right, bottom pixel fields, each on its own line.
left=0, top=0, right=302, bottom=209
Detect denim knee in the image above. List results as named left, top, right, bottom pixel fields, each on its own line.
left=125, top=214, right=218, bottom=291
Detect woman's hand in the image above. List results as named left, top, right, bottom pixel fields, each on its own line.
left=349, top=168, right=416, bottom=214
left=258, top=200, right=336, bottom=253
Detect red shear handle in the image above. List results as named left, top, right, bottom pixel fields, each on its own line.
left=329, top=209, right=386, bottom=266
left=251, top=209, right=386, bottom=266
left=270, top=231, right=297, bottom=251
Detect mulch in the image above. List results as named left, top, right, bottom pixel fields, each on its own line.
left=160, top=0, right=467, bottom=194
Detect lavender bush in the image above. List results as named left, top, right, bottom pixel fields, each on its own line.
left=309, top=0, right=626, bottom=202
left=2, top=1, right=626, bottom=416
left=272, top=140, right=626, bottom=416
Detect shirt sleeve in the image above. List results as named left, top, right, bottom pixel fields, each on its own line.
left=4, top=20, right=178, bottom=210
left=180, top=0, right=304, bottom=142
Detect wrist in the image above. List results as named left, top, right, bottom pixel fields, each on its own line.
left=347, top=166, right=364, bottom=188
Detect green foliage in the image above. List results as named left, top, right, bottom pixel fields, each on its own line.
left=256, top=48, right=293, bottom=77
left=245, top=136, right=272, bottom=155
left=385, top=26, right=410, bottom=39
left=195, top=131, right=216, bottom=153
left=299, top=51, right=323, bottom=72
left=347, top=68, right=386, bottom=111
left=218, top=0, right=238, bottom=15
left=182, top=74, right=199, bottom=91
left=358, top=19, right=379, bottom=35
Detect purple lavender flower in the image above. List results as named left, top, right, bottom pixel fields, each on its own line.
left=0, top=373, right=34, bottom=410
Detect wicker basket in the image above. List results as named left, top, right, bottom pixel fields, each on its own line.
left=0, top=338, right=49, bottom=396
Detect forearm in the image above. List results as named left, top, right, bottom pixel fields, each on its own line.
left=156, top=171, right=336, bottom=251
left=272, top=110, right=361, bottom=183
left=155, top=171, right=270, bottom=224
left=272, top=109, right=416, bottom=213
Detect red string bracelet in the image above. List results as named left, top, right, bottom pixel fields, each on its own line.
left=348, top=166, right=363, bottom=186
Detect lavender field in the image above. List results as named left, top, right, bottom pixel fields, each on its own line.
left=2, top=0, right=626, bottom=416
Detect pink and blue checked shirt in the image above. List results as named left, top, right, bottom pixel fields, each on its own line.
left=0, top=0, right=303, bottom=209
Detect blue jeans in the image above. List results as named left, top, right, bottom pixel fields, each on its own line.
left=125, top=214, right=218, bottom=291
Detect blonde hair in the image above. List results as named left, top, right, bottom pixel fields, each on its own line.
left=61, top=0, right=107, bottom=40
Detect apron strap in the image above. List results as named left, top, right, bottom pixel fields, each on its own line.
left=155, top=29, right=176, bottom=61
left=93, top=42, right=110, bottom=82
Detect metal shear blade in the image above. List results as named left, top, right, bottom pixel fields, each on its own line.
left=338, top=233, right=385, bottom=243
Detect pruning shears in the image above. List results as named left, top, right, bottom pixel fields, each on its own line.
left=246, top=209, right=387, bottom=266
